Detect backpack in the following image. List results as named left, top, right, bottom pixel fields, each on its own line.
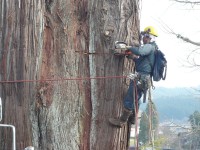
left=151, top=48, right=167, bottom=81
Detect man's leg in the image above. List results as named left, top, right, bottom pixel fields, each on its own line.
left=109, top=81, right=134, bottom=127
left=123, top=81, right=135, bottom=110
left=128, top=90, right=142, bottom=124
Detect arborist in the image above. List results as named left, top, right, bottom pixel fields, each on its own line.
left=109, top=26, right=158, bottom=127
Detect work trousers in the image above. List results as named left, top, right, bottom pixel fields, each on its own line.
left=123, top=74, right=151, bottom=111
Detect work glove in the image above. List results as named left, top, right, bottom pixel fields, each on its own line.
left=127, top=73, right=138, bottom=80
left=125, top=50, right=132, bottom=55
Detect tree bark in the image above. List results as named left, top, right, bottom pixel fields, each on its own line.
left=0, top=0, right=140, bottom=149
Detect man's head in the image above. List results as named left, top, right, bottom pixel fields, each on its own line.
left=142, top=34, right=151, bottom=44
left=141, top=26, right=158, bottom=44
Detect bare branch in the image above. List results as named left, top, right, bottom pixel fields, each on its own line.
left=172, top=0, right=200, bottom=5
left=177, top=34, right=200, bottom=46
left=157, top=20, right=200, bottom=70
left=158, top=21, right=200, bottom=46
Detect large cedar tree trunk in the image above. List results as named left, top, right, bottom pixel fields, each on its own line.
left=0, top=0, right=140, bottom=149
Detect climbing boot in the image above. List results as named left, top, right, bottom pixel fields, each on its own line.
left=109, top=108, right=132, bottom=128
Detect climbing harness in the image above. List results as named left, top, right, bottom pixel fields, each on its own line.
left=137, top=73, right=151, bottom=103
left=128, top=72, right=151, bottom=103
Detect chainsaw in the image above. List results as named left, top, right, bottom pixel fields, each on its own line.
left=113, top=41, right=132, bottom=56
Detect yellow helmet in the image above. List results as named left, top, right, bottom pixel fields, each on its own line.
left=144, top=26, right=158, bottom=37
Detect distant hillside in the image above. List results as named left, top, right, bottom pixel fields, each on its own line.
left=140, top=87, right=200, bottom=123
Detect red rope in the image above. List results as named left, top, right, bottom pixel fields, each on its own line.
left=134, top=80, right=139, bottom=150
left=0, top=75, right=127, bottom=83
left=75, top=51, right=110, bottom=55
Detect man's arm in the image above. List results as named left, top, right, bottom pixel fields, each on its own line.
left=126, top=44, right=153, bottom=56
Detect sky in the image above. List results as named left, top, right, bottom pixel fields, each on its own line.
left=140, top=0, right=200, bottom=88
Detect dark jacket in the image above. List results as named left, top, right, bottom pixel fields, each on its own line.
left=127, top=42, right=156, bottom=75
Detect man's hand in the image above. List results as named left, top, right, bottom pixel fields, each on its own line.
left=127, top=73, right=138, bottom=80
left=125, top=50, right=132, bottom=55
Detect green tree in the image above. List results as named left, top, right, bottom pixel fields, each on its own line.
left=189, top=111, right=200, bottom=130
left=139, top=101, right=159, bottom=146
left=139, top=111, right=149, bottom=144
left=188, top=111, right=200, bottom=149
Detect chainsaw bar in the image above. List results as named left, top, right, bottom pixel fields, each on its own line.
left=111, top=49, right=131, bottom=56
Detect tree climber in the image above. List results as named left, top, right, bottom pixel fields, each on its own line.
left=109, top=26, right=158, bottom=127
